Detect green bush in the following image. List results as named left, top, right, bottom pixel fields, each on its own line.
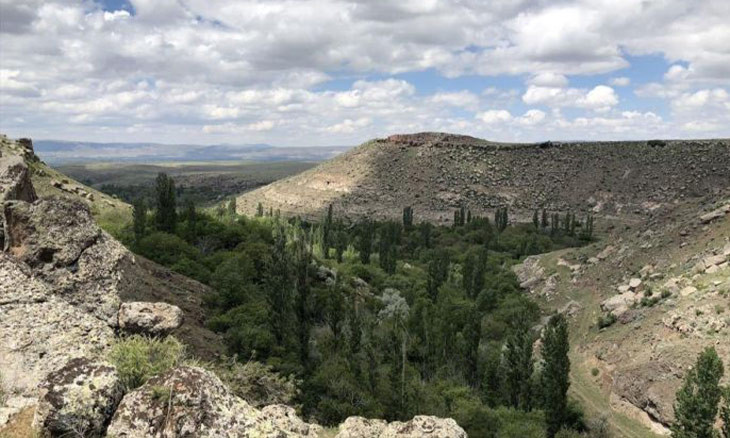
left=591, top=368, right=600, bottom=377
left=597, top=313, right=617, bottom=329
left=108, top=335, right=185, bottom=391
left=214, top=359, right=300, bottom=408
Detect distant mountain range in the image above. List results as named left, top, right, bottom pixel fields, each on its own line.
left=33, top=139, right=352, bottom=164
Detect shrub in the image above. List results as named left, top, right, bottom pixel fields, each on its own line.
left=0, top=371, right=5, bottom=405
left=108, top=335, right=185, bottom=391
left=591, top=368, right=600, bottom=377
left=597, top=313, right=617, bottom=329
left=214, top=359, right=300, bottom=409
left=715, top=305, right=725, bottom=315
left=661, top=290, right=671, bottom=299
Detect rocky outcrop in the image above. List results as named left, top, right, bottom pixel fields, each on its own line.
left=33, top=357, right=123, bottom=437
left=335, top=415, right=467, bottom=438
left=3, top=198, right=128, bottom=325
left=107, top=366, right=322, bottom=437
left=0, top=253, right=115, bottom=426
left=118, top=302, right=184, bottom=336
left=0, top=154, right=36, bottom=204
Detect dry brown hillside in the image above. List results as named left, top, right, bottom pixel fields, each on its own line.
left=236, top=132, right=730, bottom=223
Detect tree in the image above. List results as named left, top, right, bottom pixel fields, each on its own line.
left=495, top=207, right=509, bottom=232
left=154, top=172, right=177, bottom=232
left=503, top=313, right=534, bottom=411
left=356, top=220, right=373, bottom=264
left=721, top=386, right=730, bottom=438
left=542, top=313, right=571, bottom=437
left=672, top=346, right=724, bottom=438
left=132, top=198, right=147, bottom=242
left=426, top=250, right=450, bottom=300
left=256, top=202, right=264, bottom=217
left=419, top=222, right=432, bottom=248
left=228, top=197, right=237, bottom=216
left=581, top=214, right=594, bottom=240
left=533, top=210, right=539, bottom=230
left=322, top=204, right=334, bottom=258
left=541, top=209, right=549, bottom=229
left=181, top=198, right=197, bottom=242
left=403, top=206, right=414, bottom=230
left=266, top=228, right=296, bottom=350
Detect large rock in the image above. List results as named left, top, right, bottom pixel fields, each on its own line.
left=612, top=361, right=679, bottom=426
left=336, top=415, right=467, bottom=438
left=601, top=292, right=638, bottom=317
left=3, top=197, right=130, bottom=324
left=0, top=154, right=36, bottom=204
left=33, top=357, right=123, bottom=437
left=106, top=366, right=322, bottom=437
left=118, top=302, right=184, bottom=336
left=336, top=417, right=387, bottom=437
left=0, top=253, right=114, bottom=426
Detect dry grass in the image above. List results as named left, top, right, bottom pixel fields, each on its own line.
left=0, top=407, right=37, bottom=438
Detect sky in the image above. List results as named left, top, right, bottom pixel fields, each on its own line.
left=1, top=0, right=729, bottom=146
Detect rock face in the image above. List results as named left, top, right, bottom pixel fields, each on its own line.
left=118, top=302, right=184, bottom=336
left=0, top=154, right=36, bottom=204
left=107, top=366, right=322, bottom=438
left=3, top=198, right=127, bottom=324
left=335, top=415, right=467, bottom=438
left=33, top=357, right=123, bottom=437
left=0, top=253, right=114, bottom=425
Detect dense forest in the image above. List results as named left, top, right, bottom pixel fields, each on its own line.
left=114, top=173, right=601, bottom=437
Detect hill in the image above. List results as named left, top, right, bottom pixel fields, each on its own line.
left=236, top=132, right=730, bottom=223
left=236, top=132, right=730, bottom=436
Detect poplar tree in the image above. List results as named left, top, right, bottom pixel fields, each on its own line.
left=533, top=210, right=539, bottom=230
left=672, top=347, right=724, bottom=438
left=503, top=314, right=534, bottom=411
left=154, top=172, right=177, bottom=232
left=542, top=313, right=571, bottom=437
left=132, top=198, right=147, bottom=242
left=403, top=206, right=414, bottom=230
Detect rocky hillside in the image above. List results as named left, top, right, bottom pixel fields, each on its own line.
left=236, top=132, right=730, bottom=223
left=0, top=135, right=466, bottom=437
left=236, top=132, right=730, bottom=437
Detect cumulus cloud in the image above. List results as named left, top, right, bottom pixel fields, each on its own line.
left=0, top=0, right=728, bottom=144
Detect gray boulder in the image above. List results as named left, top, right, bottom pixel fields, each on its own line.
left=106, top=366, right=322, bottom=437
left=118, top=302, right=184, bottom=336
left=32, top=357, right=123, bottom=437
left=335, top=415, right=467, bottom=438
left=0, top=154, right=36, bottom=204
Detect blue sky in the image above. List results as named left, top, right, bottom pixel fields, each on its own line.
left=1, top=0, right=728, bottom=146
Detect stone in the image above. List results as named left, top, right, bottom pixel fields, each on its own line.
left=704, top=254, right=727, bottom=267
left=336, top=415, right=466, bottom=438
left=0, top=254, right=115, bottom=427
left=617, top=284, right=631, bottom=293
left=33, top=358, right=123, bottom=437
left=601, top=292, right=638, bottom=317
left=629, top=278, right=642, bottom=290
left=381, top=416, right=467, bottom=438
left=0, top=154, right=37, bottom=204
left=106, top=366, right=322, bottom=437
left=699, top=204, right=730, bottom=224
left=118, top=302, right=184, bottom=336
left=3, top=198, right=130, bottom=325
left=706, top=265, right=720, bottom=274
left=336, top=417, right=387, bottom=438
left=680, top=286, right=698, bottom=297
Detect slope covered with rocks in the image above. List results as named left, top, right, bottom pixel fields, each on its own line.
left=0, top=135, right=466, bottom=437
left=236, top=132, right=730, bottom=224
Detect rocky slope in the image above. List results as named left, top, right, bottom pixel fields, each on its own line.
left=236, top=132, right=730, bottom=223
left=0, top=136, right=466, bottom=437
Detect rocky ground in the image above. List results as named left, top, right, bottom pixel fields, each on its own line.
left=0, top=135, right=466, bottom=437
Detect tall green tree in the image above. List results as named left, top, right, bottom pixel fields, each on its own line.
left=533, top=210, right=539, bottom=230
left=720, top=386, right=730, bottom=438
left=154, top=172, right=177, bottom=232
left=266, top=228, right=296, bottom=350
left=355, top=220, right=373, bottom=264
left=227, top=197, right=237, bottom=216
left=402, top=206, right=414, bottom=230
left=672, top=346, right=724, bottom=438
left=542, top=313, right=571, bottom=437
left=541, top=209, right=549, bottom=229
left=132, top=198, right=147, bottom=242
left=503, top=314, right=534, bottom=411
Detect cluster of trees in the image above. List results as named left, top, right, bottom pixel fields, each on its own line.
left=121, top=174, right=606, bottom=437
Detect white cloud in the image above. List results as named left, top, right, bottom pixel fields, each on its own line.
left=610, top=77, right=630, bottom=86
left=523, top=84, right=618, bottom=111
left=476, top=110, right=512, bottom=124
